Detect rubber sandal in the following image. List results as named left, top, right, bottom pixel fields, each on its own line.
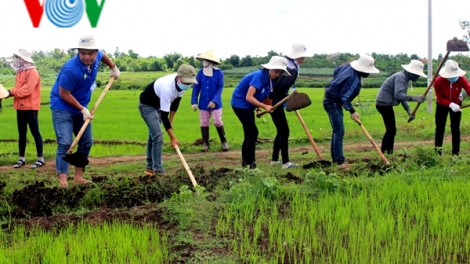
left=13, top=160, right=26, bottom=168
left=30, top=160, right=45, bottom=169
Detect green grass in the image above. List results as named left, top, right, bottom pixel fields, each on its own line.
left=216, top=171, right=470, bottom=263
left=0, top=223, right=168, bottom=263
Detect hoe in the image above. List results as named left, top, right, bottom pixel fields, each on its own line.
left=407, top=37, right=469, bottom=122
left=63, top=77, right=115, bottom=167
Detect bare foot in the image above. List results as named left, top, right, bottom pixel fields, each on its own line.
left=73, top=179, right=92, bottom=185
left=59, top=174, right=68, bottom=188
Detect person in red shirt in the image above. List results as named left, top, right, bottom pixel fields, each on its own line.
left=433, top=59, right=470, bottom=156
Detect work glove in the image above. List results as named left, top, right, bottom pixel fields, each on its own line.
left=407, top=109, right=416, bottom=122
left=208, top=101, right=216, bottom=109
left=449, top=102, right=462, bottom=113
left=110, top=64, right=120, bottom=79
left=81, top=108, right=94, bottom=121
left=350, top=112, right=359, bottom=121
left=192, top=104, right=198, bottom=112
left=410, top=95, right=426, bottom=103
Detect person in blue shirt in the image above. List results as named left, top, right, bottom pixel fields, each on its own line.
left=269, top=43, right=312, bottom=169
left=191, top=50, right=228, bottom=152
left=231, top=56, right=290, bottom=169
left=50, top=35, right=120, bottom=187
left=323, top=54, right=379, bottom=170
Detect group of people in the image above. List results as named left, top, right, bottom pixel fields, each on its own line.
left=1, top=35, right=469, bottom=186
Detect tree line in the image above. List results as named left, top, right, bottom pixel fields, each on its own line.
left=1, top=48, right=469, bottom=77
left=1, top=20, right=469, bottom=77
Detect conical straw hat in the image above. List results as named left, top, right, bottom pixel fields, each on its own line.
left=196, top=49, right=221, bottom=64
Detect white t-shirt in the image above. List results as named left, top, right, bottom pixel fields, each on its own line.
left=153, top=73, right=185, bottom=112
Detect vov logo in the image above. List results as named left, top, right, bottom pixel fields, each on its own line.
left=23, top=0, right=106, bottom=28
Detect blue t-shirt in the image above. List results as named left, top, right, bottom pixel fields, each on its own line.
left=230, top=69, right=273, bottom=110
left=50, top=50, right=104, bottom=113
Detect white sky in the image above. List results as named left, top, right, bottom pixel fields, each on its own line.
left=0, top=0, right=469, bottom=60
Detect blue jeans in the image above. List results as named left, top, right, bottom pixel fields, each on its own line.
left=323, top=98, right=345, bottom=165
left=138, top=103, right=164, bottom=173
left=52, top=109, right=93, bottom=174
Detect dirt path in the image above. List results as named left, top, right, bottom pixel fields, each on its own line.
left=0, top=138, right=441, bottom=174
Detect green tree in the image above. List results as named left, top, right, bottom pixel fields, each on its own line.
left=128, top=49, right=139, bottom=59
left=228, top=55, right=240, bottom=67
left=459, top=20, right=470, bottom=44
left=239, top=55, right=253, bottom=67
left=164, top=52, right=182, bottom=70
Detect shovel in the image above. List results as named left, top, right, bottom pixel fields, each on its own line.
left=257, top=90, right=311, bottom=117
left=407, top=37, right=469, bottom=122
left=354, top=118, right=391, bottom=166
left=295, top=110, right=331, bottom=167
left=62, top=77, right=115, bottom=167
left=256, top=92, right=294, bottom=118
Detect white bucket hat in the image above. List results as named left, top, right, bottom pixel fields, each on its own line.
left=260, top=56, right=291, bottom=76
left=350, top=54, right=380, bottom=74
left=71, top=35, right=100, bottom=50
left=439, top=59, right=466, bottom=78
left=286, top=43, right=312, bottom=59
left=196, top=49, right=221, bottom=65
left=402, top=60, right=427, bottom=77
left=0, top=83, right=9, bottom=99
left=13, top=48, right=34, bottom=63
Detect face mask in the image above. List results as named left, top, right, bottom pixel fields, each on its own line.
left=448, top=77, right=459, bottom=83
left=409, top=73, right=420, bottom=82
left=177, top=82, right=191, bottom=91
left=358, top=71, right=370, bottom=78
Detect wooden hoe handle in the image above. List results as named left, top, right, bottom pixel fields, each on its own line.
left=175, top=146, right=198, bottom=188
left=257, top=92, right=294, bottom=118
left=407, top=51, right=450, bottom=122
left=295, top=110, right=324, bottom=160
left=354, top=119, right=391, bottom=166
left=66, top=77, right=115, bottom=154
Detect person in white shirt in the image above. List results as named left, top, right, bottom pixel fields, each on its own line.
left=138, top=64, right=197, bottom=176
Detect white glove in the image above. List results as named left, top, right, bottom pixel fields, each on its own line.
left=192, top=104, right=198, bottom=112
left=449, top=102, right=462, bottom=113
left=208, top=102, right=216, bottom=109
left=81, top=108, right=94, bottom=121
left=110, top=65, right=120, bottom=79
left=350, top=112, right=359, bottom=121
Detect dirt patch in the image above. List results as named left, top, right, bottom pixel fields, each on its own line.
left=282, top=172, right=303, bottom=184
left=2, top=165, right=236, bottom=221
left=2, top=204, right=170, bottom=232
left=303, top=159, right=333, bottom=169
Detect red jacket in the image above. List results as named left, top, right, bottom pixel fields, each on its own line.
left=9, top=68, right=41, bottom=111
left=434, top=76, right=470, bottom=106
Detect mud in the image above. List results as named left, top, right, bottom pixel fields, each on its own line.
left=2, top=204, right=169, bottom=232
left=282, top=172, right=303, bottom=184
left=2, top=166, right=236, bottom=221
left=303, top=159, right=332, bottom=169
